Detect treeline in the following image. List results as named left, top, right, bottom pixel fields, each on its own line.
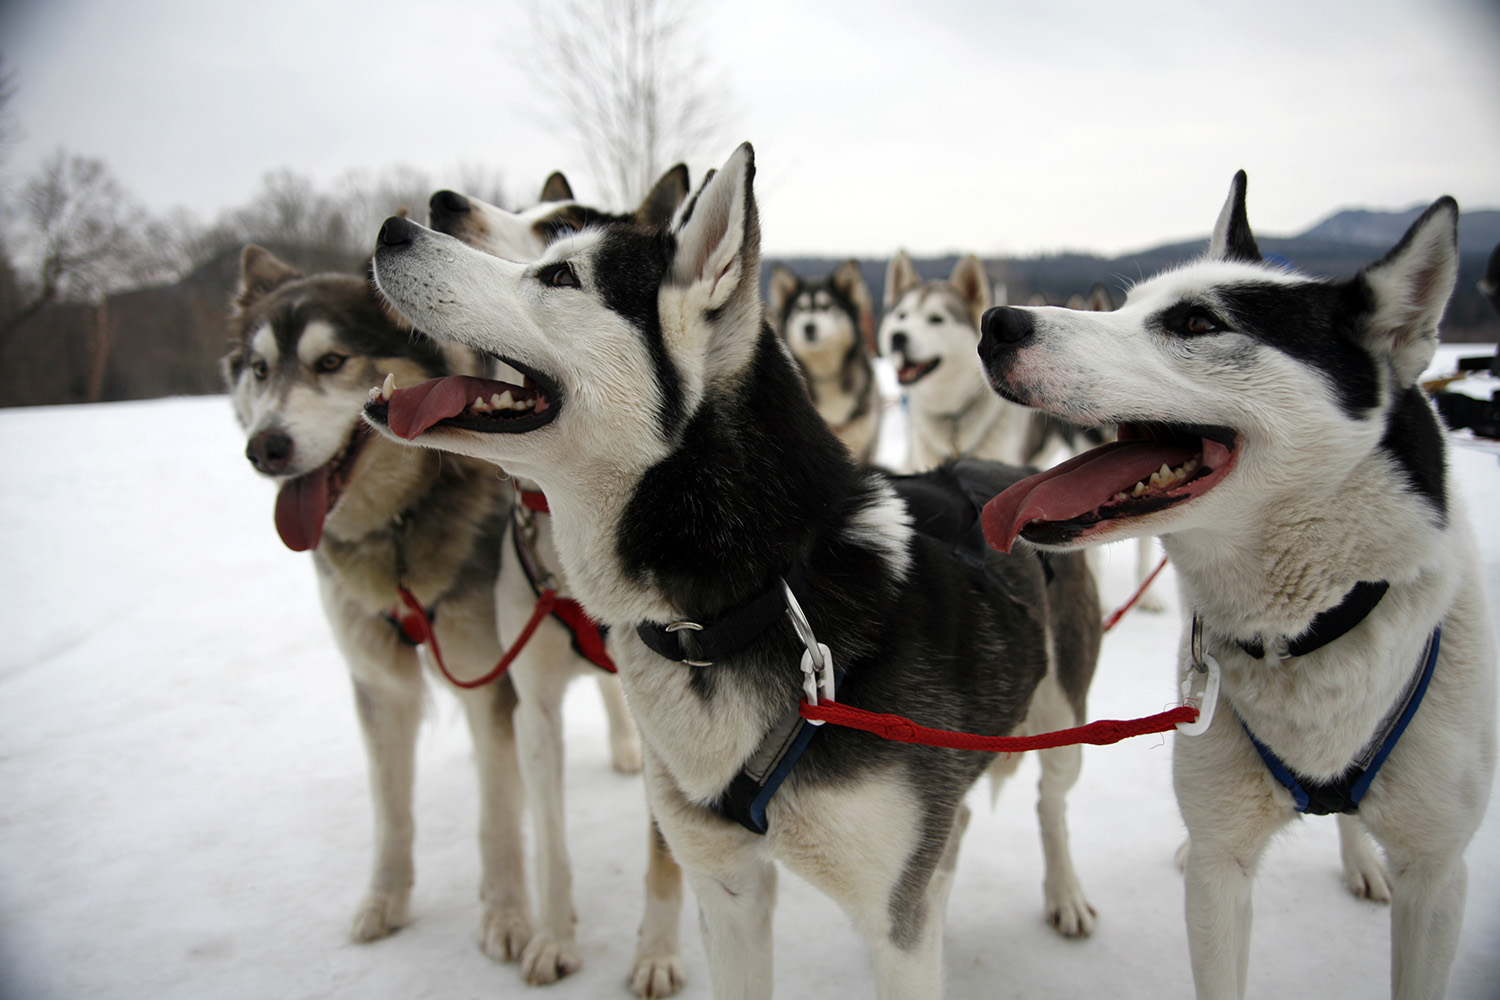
left=0, top=150, right=509, bottom=407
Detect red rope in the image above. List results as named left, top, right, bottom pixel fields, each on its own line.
left=397, top=584, right=557, bottom=689
left=799, top=698, right=1198, bottom=752
left=1102, top=554, right=1170, bottom=632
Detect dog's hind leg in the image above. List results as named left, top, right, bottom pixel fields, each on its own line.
left=684, top=846, right=777, bottom=1000
left=347, top=659, right=425, bottom=942
left=1021, top=673, right=1098, bottom=937
left=1336, top=813, right=1392, bottom=903
left=628, top=817, right=687, bottom=998
left=598, top=669, right=644, bottom=774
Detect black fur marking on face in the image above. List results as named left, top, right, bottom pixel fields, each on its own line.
left=1210, top=280, right=1380, bottom=418
left=1379, top=386, right=1449, bottom=525
left=591, top=225, right=687, bottom=438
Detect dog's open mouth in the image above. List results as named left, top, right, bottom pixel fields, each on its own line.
left=981, top=422, right=1240, bottom=551
left=896, top=355, right=940, bottom=385
left=274, top=421, right=373, bottom=552
left=363, top=359, right=560, bottom=441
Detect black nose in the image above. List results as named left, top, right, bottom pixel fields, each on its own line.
left=428, top=190, right=470, bottom=230
left=246, top=429, right=293, bottom=475
left=802, top=322, right=818, bottom=341
left=888, top=331, right=908, bottom=357
left=378, top=215, right=418, bottom=247
left=980, top=306, right=1034, bottom=346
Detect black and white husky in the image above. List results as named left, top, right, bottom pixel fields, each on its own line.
left=364, top=143, right=1104, bottom=999
left=767, top=260, right=882, bottom=462
left=978, top=172, right=1496, bottom=1000
left=420, top=166, right=692, bottom=995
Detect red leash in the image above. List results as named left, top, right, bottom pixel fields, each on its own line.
left=799, top=698, right=1199, bottom=751
left=396, top=585, right=561, bottom=689
left=1102, top=554, right=1169, bottom=632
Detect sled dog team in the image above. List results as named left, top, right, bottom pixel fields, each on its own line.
left=225, top=146, right=1494, bottom=1000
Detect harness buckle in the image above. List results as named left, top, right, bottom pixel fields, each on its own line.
left=663, top=621, right=713, bottom=666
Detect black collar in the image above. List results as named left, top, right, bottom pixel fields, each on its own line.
left=1232, top=580, right=1390, bottom=659
left=636, top=563, right=806, bottom=666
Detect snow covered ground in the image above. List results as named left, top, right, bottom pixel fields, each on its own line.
left=1, top=347, right=1497, bottom=1000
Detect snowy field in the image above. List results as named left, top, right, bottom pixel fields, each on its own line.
left=1, top=346, right=1497, bottom=1000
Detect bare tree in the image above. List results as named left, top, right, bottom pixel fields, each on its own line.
left=517, top=0, right=725, bottom=208
left=0, top=150, right=174, bottom=348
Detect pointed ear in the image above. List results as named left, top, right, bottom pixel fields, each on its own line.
left=950, top=254, right=991, bottom=325
left=833, top=259, right=876, bottom=353
left=1087, top=283, right=1114, bottom=312
left=636, top=163, right=690, bottom=227
left=670, top=142, right=758, bottom=313
left=884, top=250, right=920, bottom=309
left=1359, top=196, right=1458, bottom=386
left=1209, top=170, right=1262, bottom=263
left=236, top=244, right=300, bottom=313
left=539, top=171, right=574, bottom=203
left=768, top=265, right=800, bottom=323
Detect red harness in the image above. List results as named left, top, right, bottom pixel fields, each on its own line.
left=391, top=489, right=615, bottom=690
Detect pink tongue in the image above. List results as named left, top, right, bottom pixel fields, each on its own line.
left=385, top=376, right=493, bottom=441
left=274, top=467, right=331, bottom=552
left=981, top=440, right=1198, bottom=552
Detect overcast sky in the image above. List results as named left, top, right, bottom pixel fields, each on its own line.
left=2, top=0, right=1498, bottom=258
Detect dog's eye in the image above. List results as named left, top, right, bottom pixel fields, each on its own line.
left=540, top=262, right=580, bottom=289
left=251, top=357, right=269, bottom=380
left=315, top=353, right=346, bottom=373
left=1164, top=306, right=1227, bottom=337
left=927, top=314, right=944, bottom=325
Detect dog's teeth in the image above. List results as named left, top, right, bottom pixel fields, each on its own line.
left=381, top=373, right=396, bottom=399
left=1132, top=480, right=1150, bottom=497
left=368, top=385, right=380, bottom=402
left=497, top=390, right=515, bottom=410
left=472, top=395, right=491, bottom=413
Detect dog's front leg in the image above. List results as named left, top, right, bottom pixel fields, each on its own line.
left=346, top=662, right=424, bottom=942
left=508, top=626, right=585, bottom=984
left=1175, top=723, right=1288, bottom=1000
left=1387, top=850, right=1467, bottom=1000
left=646, top=757, right=775, bottom=1000
left=629, top=817, right=687, bottom=998
left=452, top=676, right=534, bottom=963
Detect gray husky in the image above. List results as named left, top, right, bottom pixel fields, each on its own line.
left=363, top=143, right=1103, bottom=999
left=979, top=172, right=1496, bottom=1000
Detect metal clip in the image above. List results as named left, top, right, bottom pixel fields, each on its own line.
left=781, top=578, right=835, bottom=720
left=1177, top=650, right=1221, bottom=736
left=664, top=621, right=713, bottom=666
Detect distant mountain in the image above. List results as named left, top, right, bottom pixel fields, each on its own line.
left=765, top=206, right=1500, bottom=345
left=1297, top=207, right=1500, bottom=255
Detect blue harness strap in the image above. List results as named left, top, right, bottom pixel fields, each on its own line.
left=1241, top=626, right=1441, bottom=815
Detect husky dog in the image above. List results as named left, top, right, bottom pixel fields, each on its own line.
left=419, top=166, right=692, bottom=995
left=364, top=143, right=1104, bottom=999
left=880, top=251, right=1034, bottom=471
left=223, top=247, right=535, bottom=962
left=979, top=172, right=1496, bottom=1000
left=767, top=260, right=882, bottom=462
left=885, top=255, right=1162, bottom=611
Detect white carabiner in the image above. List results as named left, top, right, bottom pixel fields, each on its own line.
left=801, top=642, right=835, bottom=721
left=1176, top=652, right=1221, bottom=736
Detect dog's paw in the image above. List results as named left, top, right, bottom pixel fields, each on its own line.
left=1342, top=852, right=1393, bottom=904
left=1045, top=888, right=1098, bottom=938
left=519, top=933, right=582, bottom=985
left=350, top=890, right=410, bottom=942
left=629, top=952, right=687, bottom=998
left=1135, top=589, right=1167, bottom=614
left=611, top=735, right=644, bottom=775
left=479, top=906, right=534, bottom=962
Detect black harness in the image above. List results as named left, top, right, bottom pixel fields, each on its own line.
left=634, top=467, right=1048, bottom=834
